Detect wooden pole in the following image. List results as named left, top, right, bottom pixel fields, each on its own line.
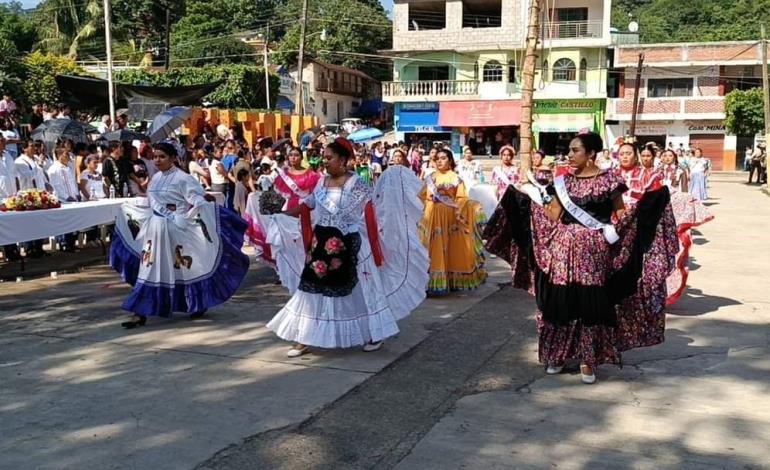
left=761, top=25, right=770, bottom=141
left=295, top=0, right=309, bottom=117
left=519, top=0, right=541, bottom=180
left=629, top=52, right=645, bottom=139
left=102, top=0, right=116, bottom=128
left=264, top=24, right=271, bottom=109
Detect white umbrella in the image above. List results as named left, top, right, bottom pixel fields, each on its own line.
left=148, top=107, right=192, bottom=143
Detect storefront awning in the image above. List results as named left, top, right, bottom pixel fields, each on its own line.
left=533, top=113, right=596, bottom=133
left=396, top=103, right=450, bottom=133
left=438, top=100, right=521, bottom=127
left=275, top=95, right=295, bottom=111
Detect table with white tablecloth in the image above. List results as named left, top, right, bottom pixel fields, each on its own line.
left=0, top=198, right=138, bottom=245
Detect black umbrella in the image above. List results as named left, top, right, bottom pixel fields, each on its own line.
left=98, top=129, right=150, bottom=143
left=30, top=119, right=99, bottom=145
left=271, top=138, right=292, bottom=151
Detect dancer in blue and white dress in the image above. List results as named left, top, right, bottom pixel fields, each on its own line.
left=267, top=138, right=429, bottom=356
left=110, top=142, right=250, bottom=328
left=688, top=148, right=710, bottom=201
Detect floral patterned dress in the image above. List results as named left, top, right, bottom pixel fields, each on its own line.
left=484, top=170, right=678, bottom=366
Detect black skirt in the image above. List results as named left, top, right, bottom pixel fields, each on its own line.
left=298, top=225, right=361, bottom=298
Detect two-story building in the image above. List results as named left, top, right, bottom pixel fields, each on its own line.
left=384, top=0, right=612, bottom=155
left=290, top=60, right=382, bottom=125
left=606, top=41, right=763, bottom=171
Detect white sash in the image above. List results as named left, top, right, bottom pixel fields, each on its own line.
left=278, top=169, right=309, bottom=199
left=426, top=174, right=459, bottom=208
left=553, top=175, right=620, bottom=244
left=492, top=166, right=517, bottom=187
left=318, top=173, right=358, bottom=215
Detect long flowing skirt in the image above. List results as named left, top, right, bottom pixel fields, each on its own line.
left=689, top=171, right=708, bottom=200
left=420, top=200, right=487, bottom=294
left=110, top=201, right=250, bottom=317
left=664, top=191, right=714, bottom=306
left=244, top=192, right=275, bottom=267
left=485, top=186, right=678, bottom=365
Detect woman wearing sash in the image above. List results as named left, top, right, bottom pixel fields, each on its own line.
left=688, top=148, right=710, bottom=201
left=484, top=132, right=677, bottom=384
left=267, top=138, right=428, bottom=357
left=245, top=147, right=320, bottom=267
left=657, top=149, right=713, bottom=306
left=420, top=148, right=487, bottom=295
left=110, top=142, right=250, bottom=329
left=491, top=145, right=520, bottom=200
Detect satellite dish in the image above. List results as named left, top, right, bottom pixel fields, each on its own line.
left=628, top=21, right=639, bottom=33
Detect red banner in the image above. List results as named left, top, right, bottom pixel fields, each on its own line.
left=438, top=100, right=522, bottom=127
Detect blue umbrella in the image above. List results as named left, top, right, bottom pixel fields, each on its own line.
left=148, top=106, right=192, bottom=143
left=347, top=127, right=384, bottom=143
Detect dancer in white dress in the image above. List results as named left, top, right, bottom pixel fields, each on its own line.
left=110, top=142, right=250, bottom=328
left=267, top=138, right=429, bottom=356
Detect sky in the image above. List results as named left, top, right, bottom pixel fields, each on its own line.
left=10, top=0, right=393, bottom=11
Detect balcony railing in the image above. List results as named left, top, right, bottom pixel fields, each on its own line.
left=541, top=20, right=604, bottom=40
left=382, top=80, right=479, bottom=99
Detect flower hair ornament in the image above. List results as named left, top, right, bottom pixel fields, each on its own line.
left=498, top=145, right=517, bottom=157
left=334, top=137, right=355, bottom=158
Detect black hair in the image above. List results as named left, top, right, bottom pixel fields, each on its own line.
left=153, top=142, right=177, bottom=157
left=74, top=142, right=87, bottom=153
left=437, top=147, right=456, bottom=170
left=87, top=143, right=98, bottom=153
left=572, top=132, right=603, bottom=159
left=327, top=139, right=353, bottom=162
left=618, top=142, right=637, bottom=156
left=236, top=168, right=249, bottom=181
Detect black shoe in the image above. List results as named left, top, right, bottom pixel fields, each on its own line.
left=189, top=309, right=207, bottom=320
left=121, top=315, right=147, bottom=329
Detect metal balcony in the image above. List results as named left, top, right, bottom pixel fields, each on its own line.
left=541, top=20, right=604, bottom=40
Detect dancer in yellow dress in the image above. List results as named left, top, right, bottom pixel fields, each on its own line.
left=420, top=148, right=487, bottom=295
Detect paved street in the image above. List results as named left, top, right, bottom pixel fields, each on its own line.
left=2, top=175, right=769, bottom=470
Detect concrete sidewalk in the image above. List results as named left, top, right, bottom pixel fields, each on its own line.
left=395, top=176, right=770, bottom=469
left=0, top=245, right=510, bottom=470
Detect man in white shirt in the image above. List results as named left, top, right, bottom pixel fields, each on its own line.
left=47, top=148, right=81, bottom=251
left=47, top=148, right=80, bottom=202
left=97, top=115, right=111, bottom=134
left=0, top=135, right=17, bottom=198
left=14, top=140, right=49, bottom=191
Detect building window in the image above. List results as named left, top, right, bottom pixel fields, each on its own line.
left=579, top=58, right=587, bottom=81
left=419, top=65, right=451, bottom=81
left=507, top=60, right=517, bottom=83
left=462, top=0, right=502, bottom=28
left=322, top=99, right=328, bottom=115
left=553, top=58, right=576, bottom=81
left=408, top=1, right=446, bottom=30
left=483, top=61, right=503, bottom=82
left=647, top=78, right=694, bottom=98
left=473, top=61, right=479, bottom=80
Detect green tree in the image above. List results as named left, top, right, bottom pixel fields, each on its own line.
left=724, top=88, right=765, bottom=137
left=273, top=0, right=392, bottom=81
left=0, top=2, right=38, bottom=52
left=20, top=51, right=83, bottom=105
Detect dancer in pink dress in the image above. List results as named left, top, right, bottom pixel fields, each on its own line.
left=658, top=149, right=714, bottom=306
left=491, top=145, right=520, bottom=200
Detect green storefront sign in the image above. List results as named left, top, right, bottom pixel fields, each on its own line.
left=534, top=99, right=605, bottom=114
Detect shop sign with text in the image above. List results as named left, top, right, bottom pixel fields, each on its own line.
left=534, top=99, right=605, bottom=114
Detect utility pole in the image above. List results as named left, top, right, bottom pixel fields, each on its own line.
left=761, top=25, right=770, bottom=142
left=264, top=24, right=271, bottom=109
left=295, top=0, right=309, bottom=116
left=164, top=5, right=171, bottom=70
left=102, top=0, right=116, bottom=128
left=630, top=52, right=645, bottom=138
left=519, top=0, right=541, bottom=178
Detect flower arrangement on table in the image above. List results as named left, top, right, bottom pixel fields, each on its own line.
left=0, top=189, right=61, bottom=212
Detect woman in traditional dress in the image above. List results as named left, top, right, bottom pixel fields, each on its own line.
left=267, top=138, right=429, bottom=357
left=531, top=150, right=553, bottom=185
left=658, top=149, right=714, bottom=306
left=456, top=146, right=483, bottom=187
left=491, top=145, right=519, bottom=200
left=484, top=132, right=677, bottom=384
left=688, top=148, right=710, bottom=200
left=617, top=143, right=663, bottom=204
left=245, top=147, right=321, bottom=267
left=110, top=142, right=250, bottom=329
left=420, top=148, right=487, bottom=295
